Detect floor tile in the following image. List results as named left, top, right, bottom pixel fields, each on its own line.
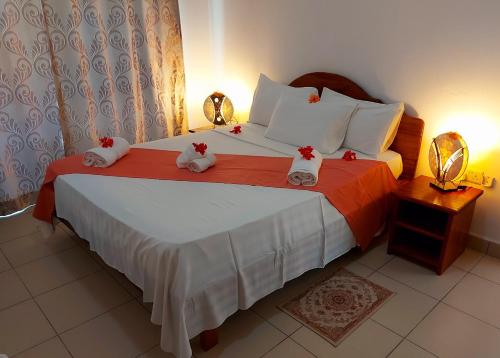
left=1, top=226, right=75, bottom=267
left=0, top=209, right=38, bottom=243
left=0, top=300, right=55, bottom=356
left=487, top=241, right=500, bottom=259
left=379, top=257, right=466, bottom=299
left=193, top=310, right=286, bottom=358
left=252, top=287, right=303, bottom=335
left=444, top=273, right=500, bottom=329
left=388, top=340, right=436, bottom=358
left=263, top=338, right=314, bottom=358
left=0, top=249, right=11, bottom=272
left=291, top=319, right=401, bottom=358
left=356, top=241, right=393, bottom=270
left=409, top=303, right=500, bottom=358
left=0, top=269, right=31, bottom=310
left=105, top=266, right=143, bottom=298
left=369, top=272, right=438, bottom=336
left=14, top=337, right=71, bottom=358
left=344, top=260, right=374, bottom=277
left=60, top=300, right=160, bottom=358
left=137, top=346, right=175, bottom=358
left=36, top=270, right=132, bottom=333
left=16, top=246, right=101, bottom=296
left=471, top=255, right=500, bottom=284
left=452, top=248, right=483, bottom=271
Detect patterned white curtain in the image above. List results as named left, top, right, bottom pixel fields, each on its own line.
left=0, top=0, right=186, bottom=215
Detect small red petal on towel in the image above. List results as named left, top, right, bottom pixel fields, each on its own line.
left=230, top=125, right=242, bottom=134
left=308, top=94, right=320, bottom=103
left=192, top=142, right=208, bottom=155
left=342, top=150, right=357, bottom=161
left=298, top=145, right=315, bottom=160
left=99, top=137, right=114, bottom=148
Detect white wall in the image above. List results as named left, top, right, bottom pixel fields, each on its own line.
left=179, top=0, right=500, bottom=243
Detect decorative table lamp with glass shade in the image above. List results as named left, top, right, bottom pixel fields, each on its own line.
left=429, top=131, right=469, bottom=191
left=203, top=92, right=234, bottom=126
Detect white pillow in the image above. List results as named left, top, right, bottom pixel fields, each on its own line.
left=264, top=94, right=357, bottom=154
left=321, top=88, right=404, bottom=155
left=248, top=74, right=318, bottom=127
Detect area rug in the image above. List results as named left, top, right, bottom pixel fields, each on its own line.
left=279, top=268, right=394, bottom=346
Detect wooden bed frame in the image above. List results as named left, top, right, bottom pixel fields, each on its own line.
left=200, top=72, right=425, bottom=351
left=289, top=72, right=425, bottom=180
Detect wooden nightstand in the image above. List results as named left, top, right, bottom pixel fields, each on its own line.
left=188, top=124, right=215, bottom=133
left=387, top=175, right=483, bottom=274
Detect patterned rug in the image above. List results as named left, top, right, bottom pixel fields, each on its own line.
left=280, top=268, right=394, bottom=346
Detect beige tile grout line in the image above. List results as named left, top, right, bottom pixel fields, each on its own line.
left=345, top=258, right=436, bottom=357
left=250, top=309, right=317, bottom=358
left=6, top=256, right=76, bottom=358
left=0, top=223, right=84, bottom=270
left=280, top=254, right=383, bottom=357
left=258, top=252, right=380, bottom=357
left=0, top=228, right=40, bottom=245
left=359, top=260, right=438, bottom=358
left=336, top=249, right=497, bottom=357
left=1, top=241, right=78, bottom=273
left=281, top=253, right=445, bottom=358
left=372, top=250, right=488, bottom=357
left=9, top=254, right=140, bottom=357
left=4, top=226, right=113, bottom=358
left=3, top=216, right=491, bottom=357
left=2, top=230, right=139, bottom=357
left=13, top=265, right=105, bottom=303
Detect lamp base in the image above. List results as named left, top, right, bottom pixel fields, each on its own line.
left=429, top=179, right=459, bottom=192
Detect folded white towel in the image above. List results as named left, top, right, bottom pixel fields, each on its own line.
left=83, top=137, right=130, bottom=167
left=176, top=144, right=207, bottom=168
left=187, top=152, right=216, bottom=173
left=287, top=149, right=323, bottom=186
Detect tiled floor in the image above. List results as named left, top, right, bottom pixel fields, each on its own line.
left=1, top=209, right=499, bottom=358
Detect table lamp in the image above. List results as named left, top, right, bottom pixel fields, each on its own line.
left=428, top=132, right=469, bottom=191
left=203, top=92, right=234, bottom=126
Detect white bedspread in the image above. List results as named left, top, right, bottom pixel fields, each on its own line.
left=54, top=124, right=402, bottom=357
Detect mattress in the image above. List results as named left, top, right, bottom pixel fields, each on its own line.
left=54, top=123, right=402, bottom=357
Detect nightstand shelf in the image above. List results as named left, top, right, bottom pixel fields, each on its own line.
left=390, top=227, right=443, bottom=269
left=396, top=200, right=449, bottom=237
left=388, top=176, right=483, bottom=274
left=394, top=221, right=445, bottom=241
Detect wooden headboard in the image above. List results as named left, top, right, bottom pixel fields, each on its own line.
left=289, top=72, right=424, bottom=180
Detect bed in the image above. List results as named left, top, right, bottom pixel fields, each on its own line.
left=53, top=73, right=424, bottom=357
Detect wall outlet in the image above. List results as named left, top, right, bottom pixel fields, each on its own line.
left=465, top=171, right=484, bottom=185
left=483, top=175, right=495, bottom=188
left=464, top=171, right=495, bottom=188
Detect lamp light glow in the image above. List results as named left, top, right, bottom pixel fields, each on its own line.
left=434, top=112, right=499, bottom=164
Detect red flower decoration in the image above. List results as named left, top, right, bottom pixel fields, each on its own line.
left=99, top=137, right=114, bottom=148
left=298, top=146, right=315, bottom=160
left=308, top=94, right=320, bottom=104
left=192, top=142, right=208, bottom=155
left=342, top=150, right=357, bottom=161
left=230, top=125, right=242, bottom=134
